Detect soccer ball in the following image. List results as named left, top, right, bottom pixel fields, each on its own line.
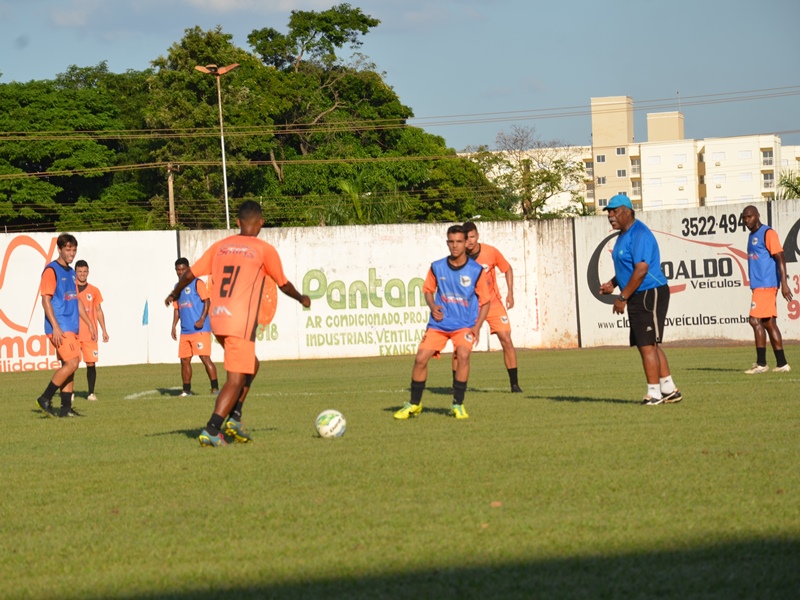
left=315, top=409, right=346, bottom=439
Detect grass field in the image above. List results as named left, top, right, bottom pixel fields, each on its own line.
left=2, top=344, right=799, bottom=599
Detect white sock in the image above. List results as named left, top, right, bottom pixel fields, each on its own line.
left=647, top=384, right=661, bottom=399
left=660, top=376, right=676, bottom=394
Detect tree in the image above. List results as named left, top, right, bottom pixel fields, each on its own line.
left=466, top=125, right=589, bottom=219
left=777, top=170, right=800, bottom=200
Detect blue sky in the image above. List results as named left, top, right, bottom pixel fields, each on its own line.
left=1, top=0, right=798, bottom=151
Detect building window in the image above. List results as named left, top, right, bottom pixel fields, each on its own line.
left=763, top=173, right=775, bottom=188
left=616, top=147, right=626, bottom=155
left=631, top=158, right=641, bottom=175
left=714, top=174, right=726, bottom=184
left=762, top=150, right=773, bottom=166
left=597, top=176, right=606, bottom=185
left=596, top=155, right=606, bottom=163
left=648, top=178, right=662, bottom=188
left=739, top=172, right=753, bottom=182
left=647, top=155, right=661, bottom=165
left=616, top=169, right=627, bottom=178
left=712, top=151, right=726, bottom=162
left=632, top=181, right=642, bottom=196
left=598, top=198, right=608, bottom=207
left=586, top=184, right=595, bottom=199
left=673, top=153, right=687, bottom=163
left=675, top=176, right=687, bottom=186
left=739, top=150, right=752, bottom=160
left=585, top=162, right=594, bottom=177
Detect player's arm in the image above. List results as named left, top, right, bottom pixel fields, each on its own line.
left=195, top=298, right=210, bottom=329
left=279, top=281, right=311, bottom=308
left=41, top=294, right=63, bottom=348
left=95, top=303, right=109, bottom=342
left=504, top=266, right=515, bottom=309
left=422, top=268, right=443, bottom=321
left=166, top=268, right=196, bottom=306
left=613, top=263, right=648, bottom=315
left=471, top=273, right=491, bottom=345
left=77, top=297, right=97, bottom=341
left=171, top=306, right=180, bottom=341
left=766, top=230, right=793, bottom=302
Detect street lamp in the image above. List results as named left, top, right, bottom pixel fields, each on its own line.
left=195, top=63, right=240, bottom=229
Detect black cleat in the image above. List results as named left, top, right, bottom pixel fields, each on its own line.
left=36, top=396, right=57, bottom=418
left=511, top=384, right=523, bottom=393
left=59, top=407, right=83, bottom=418
left=662, top=389, right=683, bottom=404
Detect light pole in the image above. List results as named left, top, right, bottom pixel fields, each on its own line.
left=195, top=63, right=239, bottom=229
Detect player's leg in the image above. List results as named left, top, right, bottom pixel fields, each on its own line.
left=223, top=358, right=259, bottom=442
left=82, top=340, right=99, bottom=400
left=629, top=288, right=667, bottom=405
left=763, top=317, right=790, bottom=371
left=200, top=337, right=254, bottom=446
left=394, top=332, right=442, bottom=419
left=496, top=330, right=522, bottom=392
left=196, top=332, right=219, bottom=392
left=37, top=334, right=81, bottom=417
left=452, top=340, right=471, bottom=419
left=745, top=289, right=771, bottom=373
left=180, top=357, right=193, bottom=395
left=656, top=346, right=682, bottom=403
left=85, top=362, right=97, bottom=400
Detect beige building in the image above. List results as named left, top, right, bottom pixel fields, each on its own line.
left=585, top=95, right=800, bottom=212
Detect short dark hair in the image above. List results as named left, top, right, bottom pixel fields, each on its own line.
left=175, top=257, right=190, bottom=268
left=462, top=221, right=478, bottom=234
left=447, top=225, right=465, bottom=237
left=57, top=233, right=77, bottom=249
left=75, top=260, right=88, bottom=269
left=238, top=200, right=263, bottom=221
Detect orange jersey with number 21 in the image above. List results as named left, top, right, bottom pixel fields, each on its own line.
left=190, top=235, right=289, bottom=341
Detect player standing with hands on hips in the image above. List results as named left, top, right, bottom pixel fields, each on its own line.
left=165, top=201, right=311, bottom=447
left=741, top=205, right=792, bottom=373
left=598, top=195, right=682, bottom=405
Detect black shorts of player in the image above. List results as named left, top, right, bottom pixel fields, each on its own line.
left=627, top=284, right=670, bottom=347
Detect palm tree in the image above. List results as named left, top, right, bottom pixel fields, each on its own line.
left=777, top=170, right=800, bottom=200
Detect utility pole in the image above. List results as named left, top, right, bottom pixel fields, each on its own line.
left=167, top=163, right=178, bottom=227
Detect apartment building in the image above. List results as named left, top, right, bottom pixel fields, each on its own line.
left=586, top=95, right=800, bottom=212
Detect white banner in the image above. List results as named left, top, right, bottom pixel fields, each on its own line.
left=574, top=201, right=800, bottom=347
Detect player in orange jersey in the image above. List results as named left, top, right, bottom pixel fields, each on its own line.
left=75, top=260, right=109, bottom=401
left=165, top=201, right=311, bottom=447
left=452, top=221, right=522, bottom=392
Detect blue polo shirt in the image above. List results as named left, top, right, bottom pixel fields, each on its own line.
left=612, top=219, right=668, bottom=292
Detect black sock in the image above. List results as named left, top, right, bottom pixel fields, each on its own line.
left=756, top=347, right=767, bottom=366
left=87, top=366, right=97, bottom=394
left=206, top=413, right=225, bottom=436
left=453, top=380, right=467, bottom=404
left=774, top=349, right=787, bottom=368
left=60, top=391, right=72, bottom=413
left=210, top=379, right=219, bottom=390
left=410, top=380, right=426, bottom=405
left=231, top=401, right=244, bottom=421
left=41, top=382, right=59, bottom=400
left=452, top=370, right=457, bottom=386
left=183, top=383, right=191, bottom=393
left=508, top=367, right=519, bottom=387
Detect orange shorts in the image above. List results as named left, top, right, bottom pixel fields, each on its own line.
left=750, top=288, right=778, bottom=319
left=80, top=340, right=99, bottom=363
left=216, top=336, right=257, bottom=374
left=179, top=332, right=212, bottom=359
left=418, top=327, right=476, bottom=358
left=485, top=301, right=511, bottom=334
left=50, top=332, right=80, bottom=362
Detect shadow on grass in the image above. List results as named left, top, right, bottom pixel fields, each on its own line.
left=686, top=367, right=743, bottom=372
left=534, top=394, right=638, bottom=405
left=87, top=537, right=799, bottom=600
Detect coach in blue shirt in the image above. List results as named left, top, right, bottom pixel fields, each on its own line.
left=599, top=194, right=683, bottom=406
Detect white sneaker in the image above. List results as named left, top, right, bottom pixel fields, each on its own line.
left=87, top=393, right=98, bottom=401
left=179, top=391, right=194, bottom=397
left=744, top=364, right=769, bottom=374
left=772, top=364, right=791, bottom=373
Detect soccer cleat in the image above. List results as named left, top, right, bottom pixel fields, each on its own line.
left=662, top=389, right=683, bottom=404
left=87, top=393, right=98, bottom=401
left=393, top=402, right=422, bottom=420
left=179, top=391, right=195, bottom=397
left=59, top=407, right=83, bottom=418
left=36, top=396, right=57, bottom=418
left=772, top=364, right=791, bottom=373
left=641, top=396, right=664, bottom=406
left=198, top=429, right=228, bottom=447
left=223, top=417, right=252, bottom=443
left=452, top=404, right=469, bottom=419
left=511, top=384, right=523, bottom=393
left=744, top=364, right=769, bottom=375
left=211, top=388, right=220, bottom=395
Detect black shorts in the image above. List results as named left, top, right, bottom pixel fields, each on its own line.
left=627, top=285, right=670, bottom=347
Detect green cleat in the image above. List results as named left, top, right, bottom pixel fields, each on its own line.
left=198, top=429, right=228, bottom=447
left=452, top=404, right=469, bottom=419
left=223, top=417, right=252, bottom=443
left=394, top=402, right=422, bottom=420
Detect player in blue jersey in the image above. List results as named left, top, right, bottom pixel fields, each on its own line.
left=171, top=258, right=218, bottom=396
left=394, top=225, right=491, bottom=420
left=741, top=205, right=793, bottom=373
left=35, top=233, right=96, bottom=418
left=598, top=195, right=682, bottom=406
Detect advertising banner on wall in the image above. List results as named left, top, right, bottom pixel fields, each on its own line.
left=0, top=231, right=179, bottom=372
left=574, top=201, right=800, bottom=347
left=179, top=221, right=540, bottom=361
